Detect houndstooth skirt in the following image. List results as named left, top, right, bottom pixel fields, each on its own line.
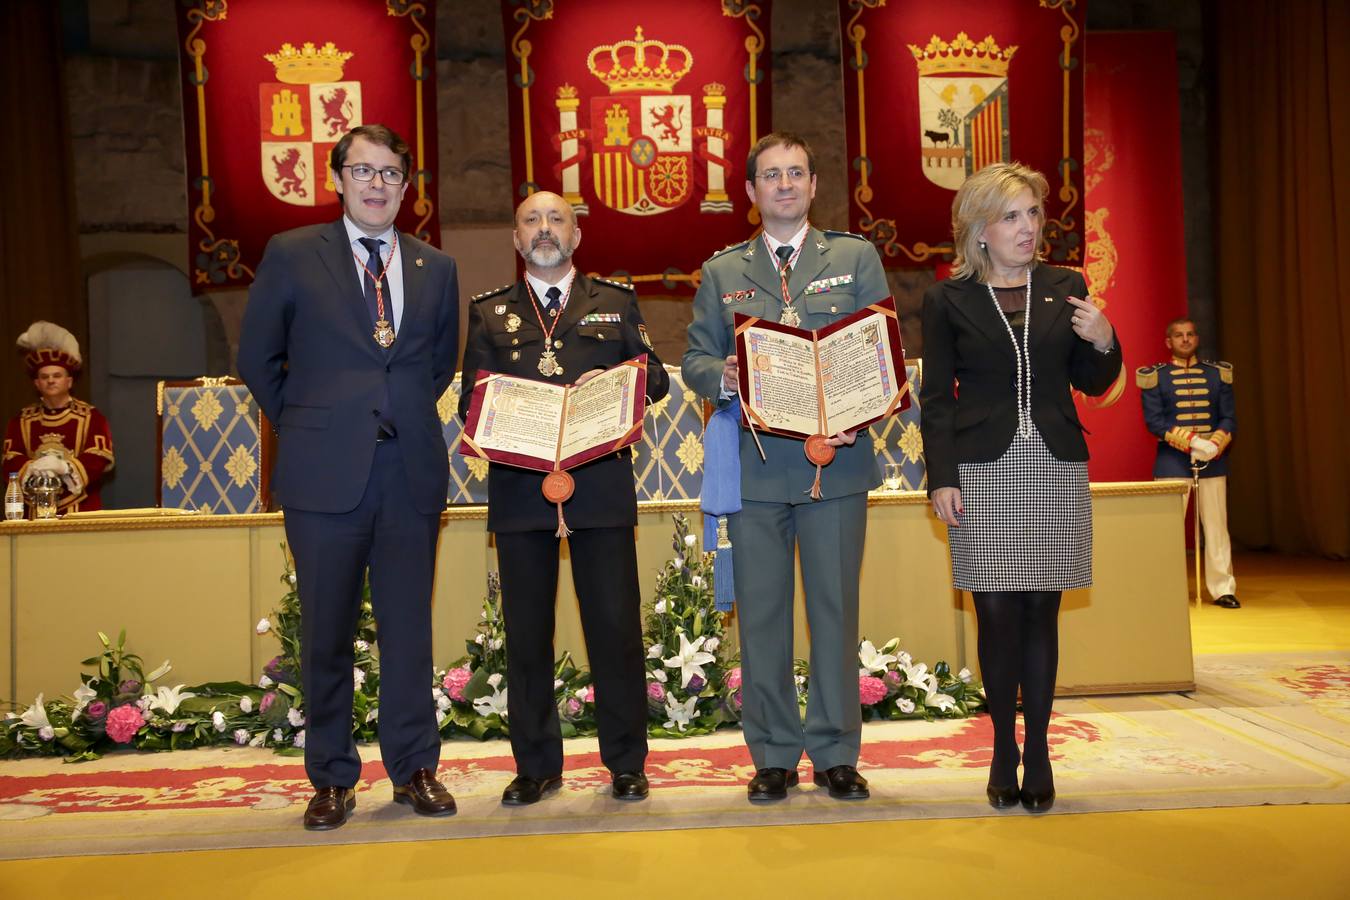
left=949, top=424, right=1092, bottom=591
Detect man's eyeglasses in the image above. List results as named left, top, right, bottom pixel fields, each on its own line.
left=342, top=164, right=407, bottom=185
left=754, top=167, right=810, bottom=184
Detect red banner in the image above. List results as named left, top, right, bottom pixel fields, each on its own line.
left=839, top=0, right=1085, bottom=268
left=502, top=0, right=772, bottom=296
left=177, top=0, right=438, bottom=289
left=1076, top=31, right=1189, bottom=481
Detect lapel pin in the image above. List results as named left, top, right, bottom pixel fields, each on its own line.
left=415, top=257, right=425, bottom=268
left=1044, top=295, right=1053, bottom=302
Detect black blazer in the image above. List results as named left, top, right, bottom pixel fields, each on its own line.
left=919, top=265, right=1123, bottom=493
left=457, top=274, right=669, bottom=533
left=238, top=220, right=460, bottom=515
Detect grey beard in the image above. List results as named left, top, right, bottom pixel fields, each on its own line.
left=521, top=239, right=571, bottom=268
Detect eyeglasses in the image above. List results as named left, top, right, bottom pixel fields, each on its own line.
left=754, top=167, right=810, bottom=184
left=342, top=164, right=407, bottom=185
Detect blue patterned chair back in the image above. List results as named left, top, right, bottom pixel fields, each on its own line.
left=868, top=361, right=926, bottom=491
left=439, top=380, right=489, bottom=505
left=158, top=378, right=265, bottom=513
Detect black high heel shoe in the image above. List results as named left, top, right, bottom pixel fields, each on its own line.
left=1019, top=785, right=1055, bottom=813
left=986, top=783, right=1020, bottom=809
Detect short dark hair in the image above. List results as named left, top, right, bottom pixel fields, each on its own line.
left=1165, top=317, right=1196, bottom=338
left=745, top=131, right=817, bottom=183
left=329, top=124, right=412, bottom=183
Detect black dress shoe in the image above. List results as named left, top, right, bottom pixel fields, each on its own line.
left=392, top=767, right=457, bottom=817
left=747, top=767, right=799, bottom=802
left=1214, top=594, right=1241, bottom=609
left=986, top=783, right=1020, bottom=809
left=813, top=765, right=870, bottom=800
left=501, top=773, right=563, bottom=806
left=303, top=786, right=355, bottom=831
left=611, top=771, right=649, bottom=801
left=1020, top=786, right=1056, bottom=813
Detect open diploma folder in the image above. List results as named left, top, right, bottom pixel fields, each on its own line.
left=459, top=355, right=649, bottom=473
left=734, top=298, right=909, bottom=440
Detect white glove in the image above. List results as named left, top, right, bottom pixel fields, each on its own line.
left=1189, top=436, right=1219, bottom=462
left=28, top=455, right=70, bottom=476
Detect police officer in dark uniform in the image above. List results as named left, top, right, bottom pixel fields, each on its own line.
left=1138, top=317, right=1239, bottom=607
left=458, top=191, right=669, bottom=804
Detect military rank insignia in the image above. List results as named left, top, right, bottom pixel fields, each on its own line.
left=638, top=324, right=653, bottom=350
left=580, top=313, right=622, bottom=325
left=721, top=289, right=755, bottom=304
left=803, top=274, right=855, bottom=295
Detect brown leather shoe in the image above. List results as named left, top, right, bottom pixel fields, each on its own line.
left=392, top=767, right=457, bottom=817
left=303, top=786, right=355, bottom=831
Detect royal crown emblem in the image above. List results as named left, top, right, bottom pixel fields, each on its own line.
left=257, top=41, right=362, bottom=206
left=586, top=27, right=693, bottom=94
left=907, top=32, right=1017, bottom=190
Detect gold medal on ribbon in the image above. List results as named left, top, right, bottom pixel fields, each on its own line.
left=779, top=306, right=801, bottom=328
left=538, top=348, right=562, bottom=377
left=373, top=319, right=395, bottom=349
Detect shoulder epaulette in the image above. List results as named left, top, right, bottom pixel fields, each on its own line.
left=1135, top=363, right=1163, bottom=390
left=706, top=240, right=750, bottom=262
left=69, top=398, right=93, bottom=412
left=822, top=229, right=867, bottom=241
left=1203, top=359, right=1233, bottom=384
left=593, top=275, right=635, bottom=291
left=471, top=283, right=513, bottom=302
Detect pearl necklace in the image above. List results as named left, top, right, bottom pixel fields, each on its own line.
left=986, top=266, right=1033, bottom=439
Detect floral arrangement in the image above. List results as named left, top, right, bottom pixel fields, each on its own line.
left=1, top=528, right=984, bottom=760
left=642, top=514, right=736, bottom=737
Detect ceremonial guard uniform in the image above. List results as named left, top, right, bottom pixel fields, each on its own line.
left=682, top=224, right=889, bottom=794
left=1139, top=356, right=1238, bottom=603
left=458, top=271, right=669, bottom=788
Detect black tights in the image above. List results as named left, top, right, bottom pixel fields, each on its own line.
left=972, top=590, right=1061, bottom=794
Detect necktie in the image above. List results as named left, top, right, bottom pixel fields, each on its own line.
left=544, top=285, right=562, bottom=317
left=775, top=243, right=794, bottom=275
left=357, top=237, right=388, bottom=327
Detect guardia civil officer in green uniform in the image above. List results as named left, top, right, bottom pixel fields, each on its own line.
left=682, top=132, right=890, bottom=803
left=459, top=191, right=668, bottom=806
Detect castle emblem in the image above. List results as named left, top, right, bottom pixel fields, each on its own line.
left=258, top=41, right=363, bottom=207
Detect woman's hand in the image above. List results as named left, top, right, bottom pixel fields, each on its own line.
left=826, top=429, right=858, bottom=447
left=1067, top=296, right=1115, bottom=352
left=932, top=486, right=963, bottom=527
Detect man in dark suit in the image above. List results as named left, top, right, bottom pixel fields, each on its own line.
left=458, top=191, right=668, bottom=805
left=238, top=124, right=459, bottom=831
left=682, top=133, right=889, bottom=803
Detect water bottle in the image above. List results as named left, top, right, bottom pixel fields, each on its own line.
left=4, top=473, right=23, bottom=520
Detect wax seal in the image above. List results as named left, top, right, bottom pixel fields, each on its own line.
left=542, top=470, right=575, bottom=504
left=804, top=434, right=835, bottom=466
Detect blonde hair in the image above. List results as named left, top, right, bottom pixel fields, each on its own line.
left=949, top=162, right=1050, bottom=282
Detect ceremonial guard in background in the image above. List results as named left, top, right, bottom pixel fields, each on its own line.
left=3, top=321, right=114, bottom=512
left=1139, top=318, right=1239, bottom=608
left=458, top=190, right=669, bottom=805
left=682, top=132, right=890, bottom=804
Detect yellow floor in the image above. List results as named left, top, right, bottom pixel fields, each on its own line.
left=4, top=552, right=1348, bottom=898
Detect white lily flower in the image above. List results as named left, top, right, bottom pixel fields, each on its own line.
left=553, top=678, right=564, bottom=689
left=258, top=675, right=274, bottom=689
left=663, top=632, right=716, bottom=688
left=684, top=533, right=697, bottom=547
left=435, top=709, right=447, bottom=725
left=238, top=697, right=254, bottom=714
left=436, top=694, right=452, bottom=711
left=19, top=695, right=51, bottom=731
left=897, top=651, right=913, bottom=667
left=249, top=733, right=266, bottom=747
left=353, top=668, right=366, bottom=688
left=136, top=696, right=154, bottom=713
left=924, top=689, right=957, bottom=711
left=671, top=555, right=684, bottom=569
left=473, top=686, right=509, bottom=718
left=897, top=697, right=916, bottom=714
left=653, top=669, right=667, bottom=683
left=233, top=728, right=249, bottom=745
left=366, top=709, right=379, bottom=723
left=923, top=673, right=939, bottom=694
left=293, top=730, right=306, bottom=748
left=255, top=618, right=271, bottom=635
left=691, top=575, right=704, bottom=588
left=38, top=726, right=54, bottom=741
left=858, top=639, right=898, bottom=674
left=704, top=637, right=720, bottom=652
left=487, top=672, right=504, bottom=689
left=958, top=667, right=973, bottom=683
left=662, top=695, right=700, bottom=732
left=647, top=643, right=664, bottom=659
left=287, top=707, right=305, bottom=727
left=900, top=662, right=930, bottom=690
left=144, top=660, right=173, bottom=683
left=490, top=638, right=503, bottom=650
left=72, top=684, right=97, bottom=708
left=212, top=711, right=227, bottom=732
left=654, top=599, right=668, bottom=614
left=146, top=684, right=197, bottom=715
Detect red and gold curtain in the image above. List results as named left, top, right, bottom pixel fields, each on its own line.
left=839, top=0, right=1084, bottom=268
left=502, top=0, right=772, bottom=296
left=176, top=0, right=438, bottom=290
left=1076, top=31, right=1189, bottom=482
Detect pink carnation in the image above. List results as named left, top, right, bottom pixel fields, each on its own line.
left=105, top=704, right=145, bottom=744
left=859, top=675, right=887, bottom=706
left=584, top=685, right=595, bottom=704
left=725, top=667, right=742, bottom=692
left=442, top=667, right=472, bottom=702
left=646, top=681, right=666, bottom=703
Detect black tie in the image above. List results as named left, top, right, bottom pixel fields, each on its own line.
left=775, top=243, right=794, bottom=276
left=357, top=237, right=389, bottom=326
left=544, top=285, right=562, bottom=318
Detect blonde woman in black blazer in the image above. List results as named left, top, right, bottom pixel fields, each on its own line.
left=920, top=163, right=1121, bottom=814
